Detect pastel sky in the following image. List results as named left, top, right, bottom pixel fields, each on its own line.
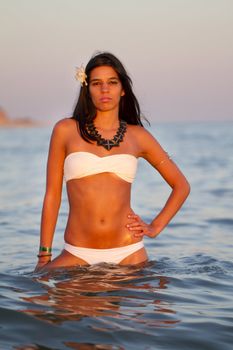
left=0, top=0, right=232, bottom=122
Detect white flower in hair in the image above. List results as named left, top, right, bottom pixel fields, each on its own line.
left=75, top=65, right=88, bottom=86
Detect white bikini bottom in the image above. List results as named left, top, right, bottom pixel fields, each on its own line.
left=64, top=241, right=144, bottom=265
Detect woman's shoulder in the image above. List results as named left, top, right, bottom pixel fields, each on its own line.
left=51, top=117, right=76, bottom=135
left=127, top=124, right=155, bottom=141
left=127, top=123, right=164, bottom=157
left=49, top=118, right=77, bottom=143
left=53, top=117, right=76, bottom=130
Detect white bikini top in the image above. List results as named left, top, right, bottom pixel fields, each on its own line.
left=64, top=151, right=138, bottom=183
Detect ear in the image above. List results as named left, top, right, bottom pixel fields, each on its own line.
left=121, top=89, right=125, bottom=97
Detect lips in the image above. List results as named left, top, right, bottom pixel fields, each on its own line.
left=100, top=97, right=112, bottom=102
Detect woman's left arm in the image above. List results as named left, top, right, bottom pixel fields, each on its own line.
left=127, top=127, right=191, bottom=238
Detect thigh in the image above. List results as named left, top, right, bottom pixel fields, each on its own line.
left=119, top=247, right=148, bottom=265
left=41, top=249, right=89, bottom=271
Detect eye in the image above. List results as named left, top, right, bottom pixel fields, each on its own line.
left=108, top=80, right=118, bottom=85
left=91, top=81, right=101, bottom=86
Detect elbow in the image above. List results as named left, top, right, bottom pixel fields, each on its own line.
left=184, top=180, right=191, bottom=197
left=173, top=177, right=191, bottom=199
left=180, top=178, right=191, bottom=199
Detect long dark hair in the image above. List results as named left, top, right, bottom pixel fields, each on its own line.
left=72, top=51, right=147, bottom=142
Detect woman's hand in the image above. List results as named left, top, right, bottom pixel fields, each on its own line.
left=34, top=258, right=51, bottom=272
left=126, top=214, right=164, bottom=238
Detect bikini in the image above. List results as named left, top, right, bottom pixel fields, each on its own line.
left=64, top=241, right=144, bottom=265
left=63, top=151, right=145, bottom=264
left=64, top=151, right=137, bottom=183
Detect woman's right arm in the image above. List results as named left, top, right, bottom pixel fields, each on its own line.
left=35, top=121, right=66, bottom=271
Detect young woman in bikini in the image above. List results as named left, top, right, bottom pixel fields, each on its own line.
left=35, top=52, right=190, bottom=271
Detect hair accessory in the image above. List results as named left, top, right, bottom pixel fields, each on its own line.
left=75, top=65, right=88, bottom=86
left=39, top=246, right=52, bottom=253
left=86, top=120, right=127, bottom=151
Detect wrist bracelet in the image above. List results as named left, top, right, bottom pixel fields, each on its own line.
left=39, top=246, right=52, bottom=253
left=37, top=253, right=52, bottom=258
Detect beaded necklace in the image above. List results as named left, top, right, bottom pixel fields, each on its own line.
left=86, top=120, right=127, bottom=151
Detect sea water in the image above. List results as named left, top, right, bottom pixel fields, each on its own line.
left=0, top=122, right=232, bottom=349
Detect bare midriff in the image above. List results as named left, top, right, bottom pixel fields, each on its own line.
left=64, top=173, right=140, bottom=248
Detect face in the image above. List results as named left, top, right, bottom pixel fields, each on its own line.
left=88, top=66, right=125, bottom=113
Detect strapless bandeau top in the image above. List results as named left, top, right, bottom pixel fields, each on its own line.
left=64, top=152, right=138, bottom=183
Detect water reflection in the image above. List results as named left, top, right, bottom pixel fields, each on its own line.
left=15, top=342, right=124, bottom=350
left=21, top=263, right=180, bottom=328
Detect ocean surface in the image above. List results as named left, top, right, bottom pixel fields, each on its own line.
left=0, top=122, right=233, bottom=350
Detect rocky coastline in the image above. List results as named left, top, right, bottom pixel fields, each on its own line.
left=0, top=108, right=39, bottom=127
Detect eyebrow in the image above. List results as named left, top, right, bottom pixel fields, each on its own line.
left=90, top=77, right=120, bottom=82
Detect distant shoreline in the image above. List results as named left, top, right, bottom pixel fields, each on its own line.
left=0, top=113, right=41, bottom=128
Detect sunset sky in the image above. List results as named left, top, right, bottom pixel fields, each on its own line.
left=0, top=0, right=232, bottom=123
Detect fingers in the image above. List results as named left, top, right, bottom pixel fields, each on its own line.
left=126, top=214, right=142, bottom=230
left=126, top=213, right=162, bottom=238
left=126, top=213, right=147, bottom=237
left=126, top=221, right=142, bottom=229
left=134, top=231, right=145, bottom=238
left=127, top=214, right=138, bottom=220
left=126, top=214, right=156, bottom=238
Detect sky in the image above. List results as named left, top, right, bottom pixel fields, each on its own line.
left=0, top=0, right=233, bottom=123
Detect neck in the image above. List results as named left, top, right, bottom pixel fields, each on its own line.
left=94, top=111, right=120, bottom=130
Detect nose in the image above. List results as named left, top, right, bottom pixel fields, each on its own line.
left=100, top=82, right=109, bottom=92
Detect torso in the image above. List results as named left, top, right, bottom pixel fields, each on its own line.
left=62, top=118, right=142, bottom=248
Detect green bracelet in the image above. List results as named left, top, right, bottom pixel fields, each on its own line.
left=39, top=246, right=52, bottom=253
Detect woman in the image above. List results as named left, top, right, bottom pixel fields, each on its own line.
left=35, top=52, right=190, bottom=271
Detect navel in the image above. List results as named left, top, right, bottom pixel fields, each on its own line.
left=100, top=218, right=106, bottom=225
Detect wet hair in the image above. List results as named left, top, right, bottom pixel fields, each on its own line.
left=72, top=51, right=148, bottom=142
